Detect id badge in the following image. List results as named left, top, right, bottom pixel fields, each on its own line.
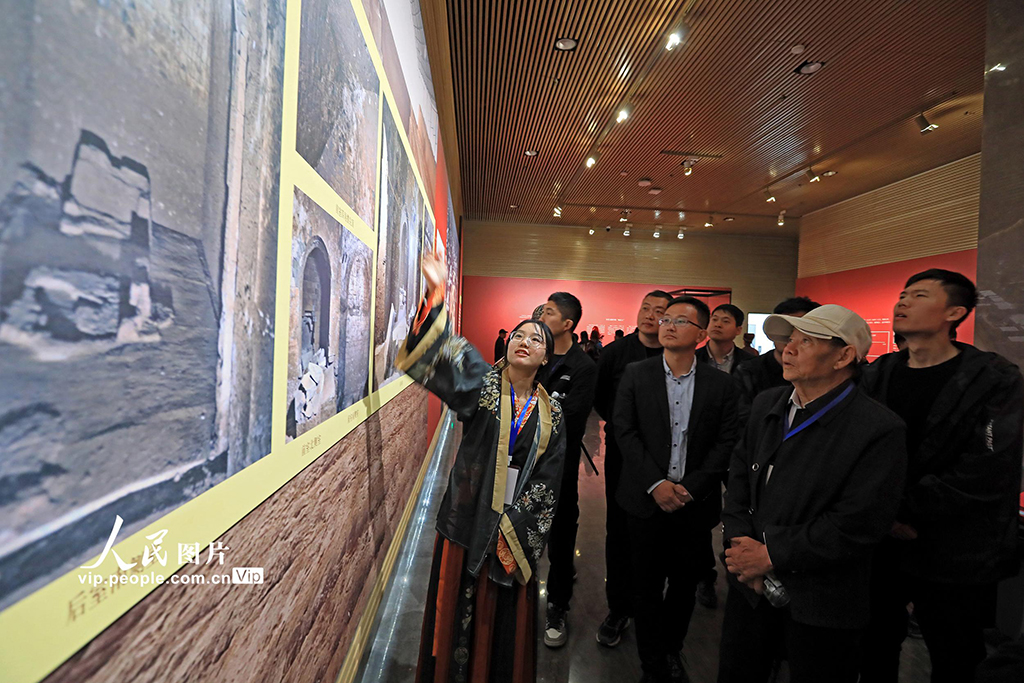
left=504, top=466, right=521, bottom=507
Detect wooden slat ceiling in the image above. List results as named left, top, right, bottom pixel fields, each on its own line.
left=445, top=0, right=986, bottom=237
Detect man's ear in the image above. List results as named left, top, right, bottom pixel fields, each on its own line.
left=945, top=305, right=968, bottom=324
left=835, top=345, right=857, bottom=370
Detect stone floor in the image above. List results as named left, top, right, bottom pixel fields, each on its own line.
left=357, top=410, right=936, bottom=683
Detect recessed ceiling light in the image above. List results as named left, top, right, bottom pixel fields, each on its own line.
left=822, top=170, right=838, bottom=177
left=588, top=228, right=595, bottom=235
left=654, top=210, right=662, bottom=219
left=790, top=44, right=805, bottom=55
left=678, top=211, right=685, bottom=221
left=638, top=178, right=652, bottom=187
left=794, top=60, right=825, bottom=75
left=648, top=187, right=663, bottom=195
left=616, top=107, right=631, bottom=123
left=724, top=217, right=735, bottom=222
left=524, top=149, right=538, bottom=157
left=509, top=204, right=518, bottom=209
left=620, top=171, right=629, bottom=177
left=555, top=38, right=578, bottom=51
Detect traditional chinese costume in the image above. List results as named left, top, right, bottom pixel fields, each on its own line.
left=398, top=302, right=566, bottom=683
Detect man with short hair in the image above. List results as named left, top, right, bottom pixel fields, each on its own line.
left=734, top=297, right=821, bottom=424
left=616, top=296, right=740, bottom=682
left=697, top=304, right=752, bottom=376
left=693, top=302, right=752, bottom=608
left=494, top=328, right=508, bottom=363
left=718, top=305, right=907, bottom=683
left=858, top=269, right=1024, bottom=683
left=537, top=292, right=597, bottom=648
left=742, top=333, right=759, bottom=357
left=594, top=290, right=673, bottom=647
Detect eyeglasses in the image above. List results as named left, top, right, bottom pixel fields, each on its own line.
left=510, top=331, right=546, bottom=348
left=658, top=316, right=706, bottom=330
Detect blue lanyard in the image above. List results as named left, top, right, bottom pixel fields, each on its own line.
left=509, top=386, right=537, bottom=454
left=783, top=384, right=854, bottom=441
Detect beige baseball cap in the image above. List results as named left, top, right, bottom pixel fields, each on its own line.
left=763, top=304, right=872, bottom=360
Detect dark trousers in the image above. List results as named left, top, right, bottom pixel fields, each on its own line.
left=859, top=544, right=992, bottom=683
left=604, top=436, right=632, bottom=616
left=718, top=585, right=862, bottom=683
left=546, top=446, right=581, bottom=609
left=627, top=510, right=703, bottom=678
left=701, top=528, right=718, bottom=584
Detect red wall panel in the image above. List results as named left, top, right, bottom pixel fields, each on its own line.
left=795, top=249, right=977, bottom=360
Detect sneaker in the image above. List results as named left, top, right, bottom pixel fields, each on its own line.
left=596, top=612, right=631, bottom=647
left=544, top=603, right=568, bottom=648
left=695, top=579, right=718, bottom=609
left=667, top=652, right=691, bottom=683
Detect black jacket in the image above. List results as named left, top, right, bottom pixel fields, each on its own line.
left=862, top=343, right=1024, bottom=583
left=722, top=382, right=907, bottom=629
left=614, top=356, right=740, bottom=525
left=594, top=332, right=662, bottom=429
left=732, top=349, right=789, bottom=426
left=542, top=341, right=597, bottom=460
left=493, top=336, right=506, bottom=363
left=695, top=343, right=753, bottom=376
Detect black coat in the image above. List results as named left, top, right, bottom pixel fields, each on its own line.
left=541, top=341, right=597, bottom=461
left=732, top=349, right=788, bottom=426
left=613, top=356, right=740, bottom=526
left=862, top=343, right=1024, bottom=584
left=722, top=382, right=908, bottom=629
left=695, top=343, right=753, bottom=376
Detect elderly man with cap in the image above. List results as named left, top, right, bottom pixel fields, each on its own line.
left=716, top=305, right=908, bottom=683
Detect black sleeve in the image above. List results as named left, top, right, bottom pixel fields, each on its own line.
left=594, top=343, right=619, bottom=422
left=680, top=378, right=740, bottom=502
left=613, top=364, right=666, bottom=492
left=562, top=358, right=598, bottom=447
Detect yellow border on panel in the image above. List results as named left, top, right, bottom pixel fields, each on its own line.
left=0, top=0, right=447, bottom=679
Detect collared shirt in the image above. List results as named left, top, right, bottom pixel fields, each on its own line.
left=648, top=355, right=697, bottom=493
left=787, top=389, right=808, bottom=427
left=708, top=346, right=736, bottom=374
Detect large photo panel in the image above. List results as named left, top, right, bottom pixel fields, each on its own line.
left=0, top=0, right=286, bottom=610
left=286, top=188, right=373, bottom=441
left=295, top=0, right=381, bottom=228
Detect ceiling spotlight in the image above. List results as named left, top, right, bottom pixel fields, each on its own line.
left=822, top=170, right=838, bottom=177
left=794, top=60, right=825, bottom=75
left=704, top=215, right=714, bottom=228
left=616, top=107, right=631, bottom=123
left=764, top=187, right=776, bottom=203
left=777, top=210, right=786, bottom=226
left=638, top=178, right=652, bottom=187
left=653, top=227, right=661, bottom=238
left=585, top=151, right=600, bottom=168
left=677, top=228, right=685, bottom=239
left=509, top=204, right=518, bottom=209
left=554, top=37, right=578, bottom=51
left=648, top=187, right=663, bottom=195
left=666, top=28, right=685, bottom=51
left=524, top=149, right=538, bottom=157
left=678, top=211, right=685, bottom=221
left=724, top=217, right=735, bottom=222
left=682, top=159, right=695, bottom=176
left=915, top=113, right=939, bottom=134
left=623, top=227, right=631, bottom=237
left=806, top=168, right=820, bottom=183
left=619, top=209, right=631, bottom=222
left=553, top=206, right=563, bottom=218
left=654, top=210, right=662, bottom=219
left=589, top=228, right=595, bottom=235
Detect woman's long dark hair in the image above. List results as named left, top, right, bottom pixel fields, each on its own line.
left=497, top=318, right=555, bottom=386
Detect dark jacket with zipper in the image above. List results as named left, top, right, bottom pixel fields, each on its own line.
left=861, top=343, right=1024, bottom=584
left=695, top=342, right=753, bottom=376
left=722, top=382, right=908, bottom=629
left=614, top=356, right=740, bottom=527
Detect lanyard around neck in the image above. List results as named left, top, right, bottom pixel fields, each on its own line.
left=783, top=384, right=854, bottom=441
left=509, top=385, right=538, bottom=454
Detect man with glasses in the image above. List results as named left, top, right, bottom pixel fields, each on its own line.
left=614, top=296, right=740, bottom=683
left=594, top=290, right=673, bottom=647
left=537, top=292, right=597, bottom=648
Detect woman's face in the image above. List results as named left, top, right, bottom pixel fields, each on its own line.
left=505, top=323, right=548, bottom=372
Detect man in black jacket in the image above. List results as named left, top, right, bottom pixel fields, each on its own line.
left=616, top=296, right=740, bottom=683
left=593, top=290, right=673, bottom=647
left=493, top=329, right=507, bottom=363
left=733, top=297, right=820, bottom=424
left=718, top=304, right=907, bottom=683
left=857, top=269, right=1024, bottom=683
left=537, top=292, right=597, bottom=648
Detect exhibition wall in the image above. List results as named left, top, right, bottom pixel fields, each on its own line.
left=460, top=276, right=731, bottom=361
left=0, top=1, right=459, bottom=681
left=796, top=153, right=980, bottom=360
